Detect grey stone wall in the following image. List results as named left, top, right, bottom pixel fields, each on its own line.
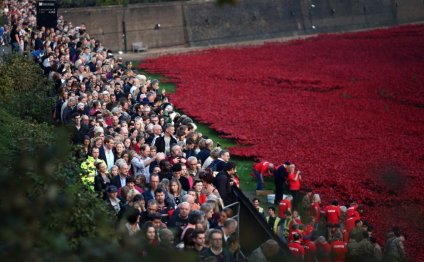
left=59, top=0, right=424, bottom=50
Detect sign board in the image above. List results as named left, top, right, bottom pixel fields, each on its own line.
left=36, top=0, right=57, bottom=29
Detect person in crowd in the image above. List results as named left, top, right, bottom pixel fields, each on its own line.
left=252, top=198, right=265, bottom=217
left=265, top=207, right=281, bottom=236
left=94, top=161, right=111, bottom=199
left=142, top=221, right=159, bottom=246
left=124, top=207, right=141, bottom=236
left=99, top=135, right=115, bottom=170
left=193, top=179, right=207, bottom=205
left=200, top=229, right=235, bottom=262
left=154, top=188, right=175, bottom=222
left=248, top=239, right=280, bottom=262
left=273, top=161, right=290, bottom=205
left=214, top=161, right=237, bottom=206
left=197, top=138, right=213, bottom=165
left=288, top=233, right=305, bottom=262
left=105, top=185, right=122, bottom=216
left=221, top=218, right=238, bottom=248
left=168, top=202, right=191, bottom=240
left=202, top=148, right=220, bottom=170
left=142, top=173, right=161, bottom=204
left=154, top=123, right=177, bottom=156
left=209, top=149, right=230, bottom=172
left=169, top=178, right=185, bottom=206
left=110, top=162, right=130, bottom=189
left=192, top=229, right=207, bottom=253
left=80, top=146, right=106, bottom=190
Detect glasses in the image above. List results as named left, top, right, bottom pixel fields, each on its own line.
left=211, top=238, right=222, bottom=241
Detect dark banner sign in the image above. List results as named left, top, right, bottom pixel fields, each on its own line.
left=36, top=0, right=57, bottom=29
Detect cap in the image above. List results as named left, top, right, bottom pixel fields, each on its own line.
left=107, top=185, right=118, bottom=193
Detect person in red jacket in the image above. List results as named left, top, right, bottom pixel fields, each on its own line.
left=288, top=233, right=305, bottom=262
left=323, top=200, right=341, bottom=226
left=278, top=195, right=292, bottom=219
left=252, top=160, right=274, bottom=190
left=331, top=234, right=347, bottom=262
left=289, top=223, right=304, bottom=243
left=316, top=236, right=332, bottom=262
left=287, top=164, right=301, bottom=209
left=345, top=213, right=358, bottom=233
left=304, top=236, right=317, bottom=262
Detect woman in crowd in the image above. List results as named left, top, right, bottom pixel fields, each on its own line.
left=125, top=208, right=141, bottom=236
left=114, top=141, right=125, bottom=159
left=169, top=178, right=185, bottom=206
left=143, top=221, right=158, bottom=246
left=94, top=161, right=111, bottom=200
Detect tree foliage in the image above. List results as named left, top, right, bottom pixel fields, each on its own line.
left=0, top=55, right=55, bottom=123
left=0, top=54, right=194, bottom=260
left=0, top=55, right=119, bottom=260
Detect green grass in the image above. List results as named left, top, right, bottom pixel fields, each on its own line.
left=135, top=62, right=276, bottom=204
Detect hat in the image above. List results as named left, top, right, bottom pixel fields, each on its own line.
left=172, top=163, right=182, bottom=172
left=107, top=185, right=118, bottom=193
left=284, top=161, right=291, bottom=166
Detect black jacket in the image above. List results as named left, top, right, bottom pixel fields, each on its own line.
left=213, top=171, right=236, bottom=207
left=154, top=135, right=177, bottom=155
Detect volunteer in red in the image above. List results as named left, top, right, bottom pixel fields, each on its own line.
left=288, top=233, right=305, bottom=262
left=304, top=235, right=317, bottom=262
left=287, top=164, right=302, bottom=209
left=323, top=200, right=341, bottom=226
left=278, top=195, right=292, bottom=219
left=252, top=160, right=274, bottom=190
left=331, top=234, right=347, bottom=262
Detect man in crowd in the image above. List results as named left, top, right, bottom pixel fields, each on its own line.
left=111, top=163, right=129, bottom=189
left=214, top=161, right=237, bottom=206
left=155, top=123, right=177, bottom=156
left=99, top=135, right=115, bottom=170
left=200, top=229, right=235, bottom=262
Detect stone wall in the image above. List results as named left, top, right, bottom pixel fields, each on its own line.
left=59, top=0, right=424, bottom=50
left=59, top=2, right=186, bottom=51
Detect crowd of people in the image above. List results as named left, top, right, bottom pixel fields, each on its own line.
left=2, top=0, right=407, bottom=261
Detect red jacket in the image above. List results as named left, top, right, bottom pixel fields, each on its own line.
left=331, top=240, right=347, bottom=262
left=253, top=161, right=273, bottom=177
left=304, top=240, right=317, bottom=262
left=323, top=205, right=341, bottom=225
left=288, top=241, right=305, bottom=262
left=278, top=199, right=292, bottom=218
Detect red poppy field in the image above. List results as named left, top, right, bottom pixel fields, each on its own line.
left=141, top=25, right=424, bottom=259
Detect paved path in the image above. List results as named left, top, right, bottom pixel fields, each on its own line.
left=117, top=34, right=313, bottom=62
